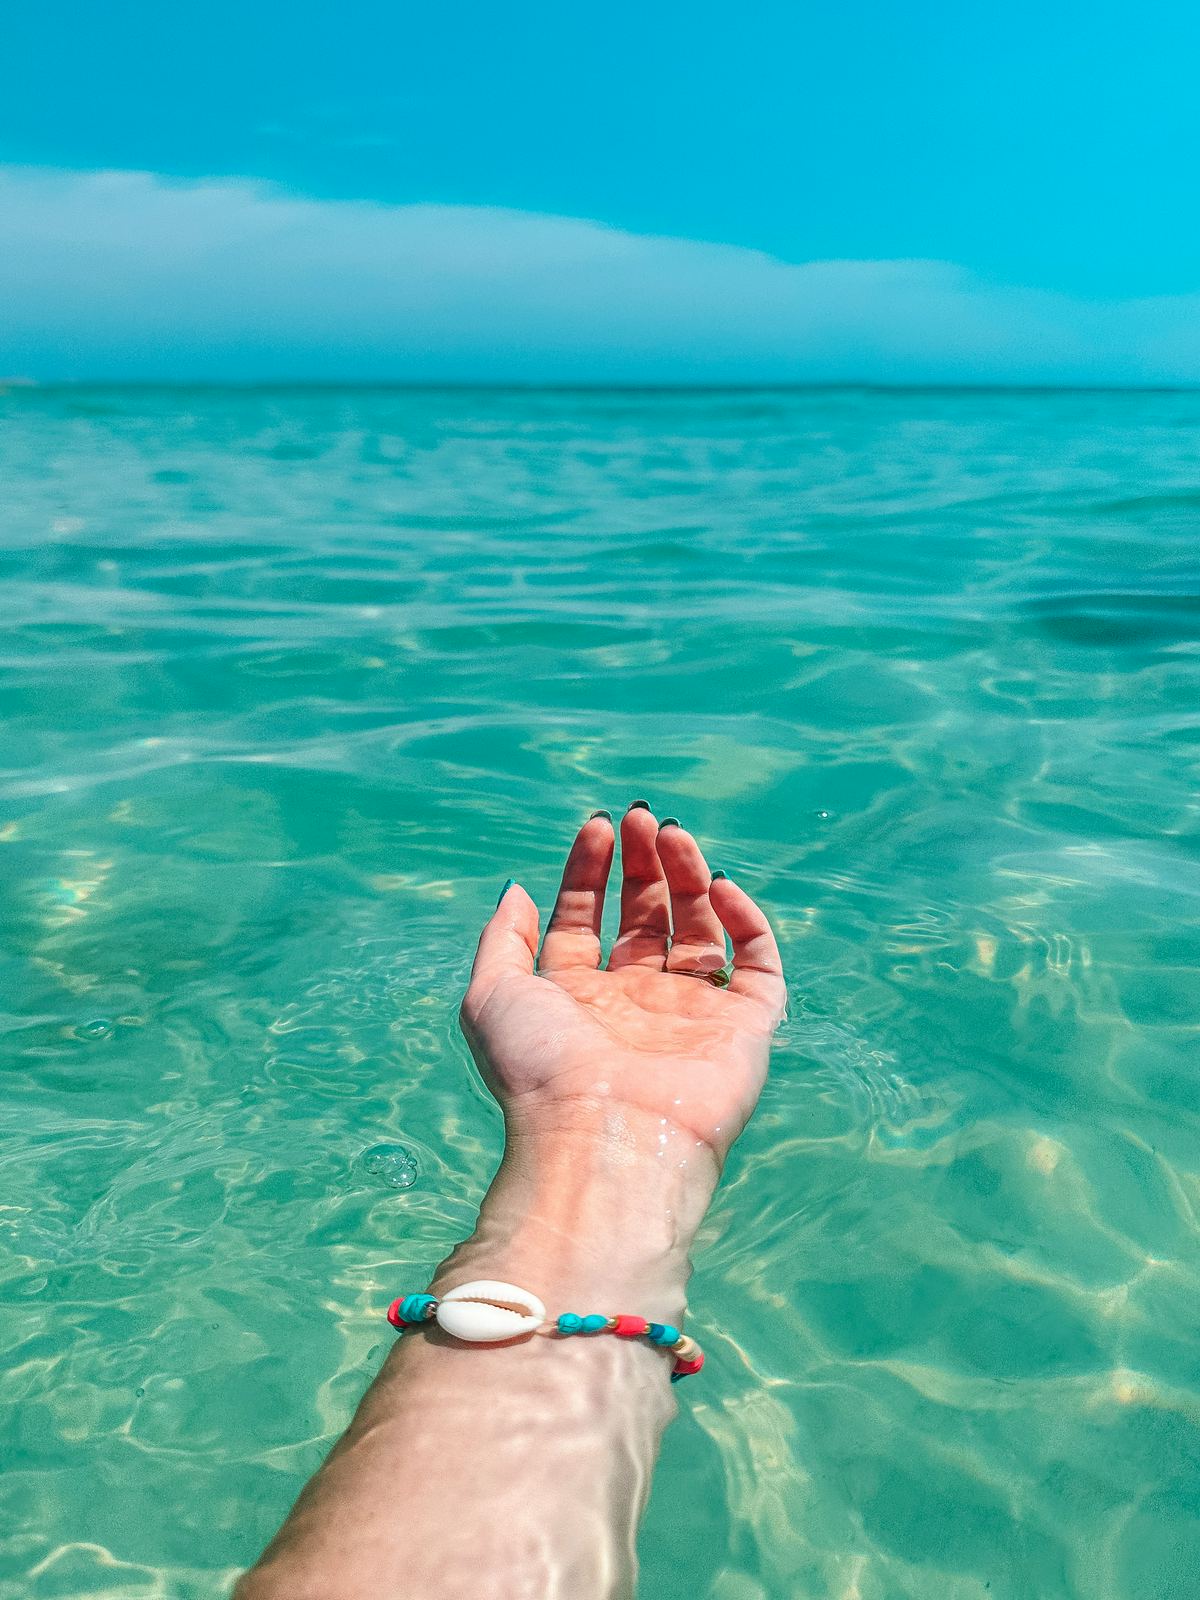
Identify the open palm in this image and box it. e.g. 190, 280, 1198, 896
460, 806, 786, 1163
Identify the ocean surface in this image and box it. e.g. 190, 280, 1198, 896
1, 385, 1198, 1600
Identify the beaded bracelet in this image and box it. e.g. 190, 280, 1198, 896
387, 1279, 704, 1382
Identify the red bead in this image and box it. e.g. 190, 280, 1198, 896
613, 1315, 649, 1338
672, 1352, 705, 1377
386, 1298, 408, 1329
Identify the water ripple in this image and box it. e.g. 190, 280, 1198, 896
3, 386, 1199, 1600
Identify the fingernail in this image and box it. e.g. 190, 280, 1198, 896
659, 817, 681, 830
710, 870, 728, 881
627, 799, 651, 811
496, 878, 515, 906
589, 809, 612, 821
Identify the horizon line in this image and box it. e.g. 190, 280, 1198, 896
4, 379, 1200, 396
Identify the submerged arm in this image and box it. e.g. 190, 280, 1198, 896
237, 807, 784, 1600
239, 1121, 714, 1600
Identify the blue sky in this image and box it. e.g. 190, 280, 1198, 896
2, 0, 1198, 382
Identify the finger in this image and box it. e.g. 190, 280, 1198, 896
656, 821, 728, 975
709, 873, 786, 1021
461, 881, 539, 1026
608, 802, 671, 969
538, 812, 615, 973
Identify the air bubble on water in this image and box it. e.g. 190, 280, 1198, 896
74, 1018, 114, 1041
815, 810, 831, 821
359, 1143, 419, 1190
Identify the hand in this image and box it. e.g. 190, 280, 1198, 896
459, 805, 786, 1169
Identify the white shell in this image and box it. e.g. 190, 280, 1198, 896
435, 1279, 546, 1343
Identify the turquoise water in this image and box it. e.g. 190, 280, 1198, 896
2, 386, 1198, 1599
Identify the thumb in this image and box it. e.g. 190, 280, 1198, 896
462, 881, 539, 1023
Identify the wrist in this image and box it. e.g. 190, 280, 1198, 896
432, 1106, 719, 1321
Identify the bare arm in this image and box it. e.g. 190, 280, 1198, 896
237, 805, 785, 1600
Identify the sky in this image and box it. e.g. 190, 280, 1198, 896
1, 0, 1198, 383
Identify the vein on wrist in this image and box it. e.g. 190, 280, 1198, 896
434, 1107, 719, 1316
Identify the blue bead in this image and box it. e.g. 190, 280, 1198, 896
649, 1322, 680, 1347
557, 1313, 583, 1334
581, 1314, 609, 1333
401, 1293, 436, 1324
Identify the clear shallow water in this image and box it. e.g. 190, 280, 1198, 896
1, 385, 1198, 1600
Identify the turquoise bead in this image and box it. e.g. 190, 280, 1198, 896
648, 1322, 680, 1347
581, 1314, 609, 1333
400, 1293, 436, 1324
557, 1313, 583, 1334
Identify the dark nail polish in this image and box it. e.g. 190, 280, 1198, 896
496, 878, 515, 906
659, 817, 681, 830
627, 799, 651, 811
711, 870, 727, 881
589, 809, 612, 821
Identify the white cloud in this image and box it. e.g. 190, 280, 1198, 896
1, 164, 1198, 382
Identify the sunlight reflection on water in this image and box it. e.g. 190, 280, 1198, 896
2, 386, 1199, 1599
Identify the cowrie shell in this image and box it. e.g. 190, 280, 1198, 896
435, 1280, 546, 1343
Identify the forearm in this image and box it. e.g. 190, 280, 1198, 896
238, 1110, 719, 1600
